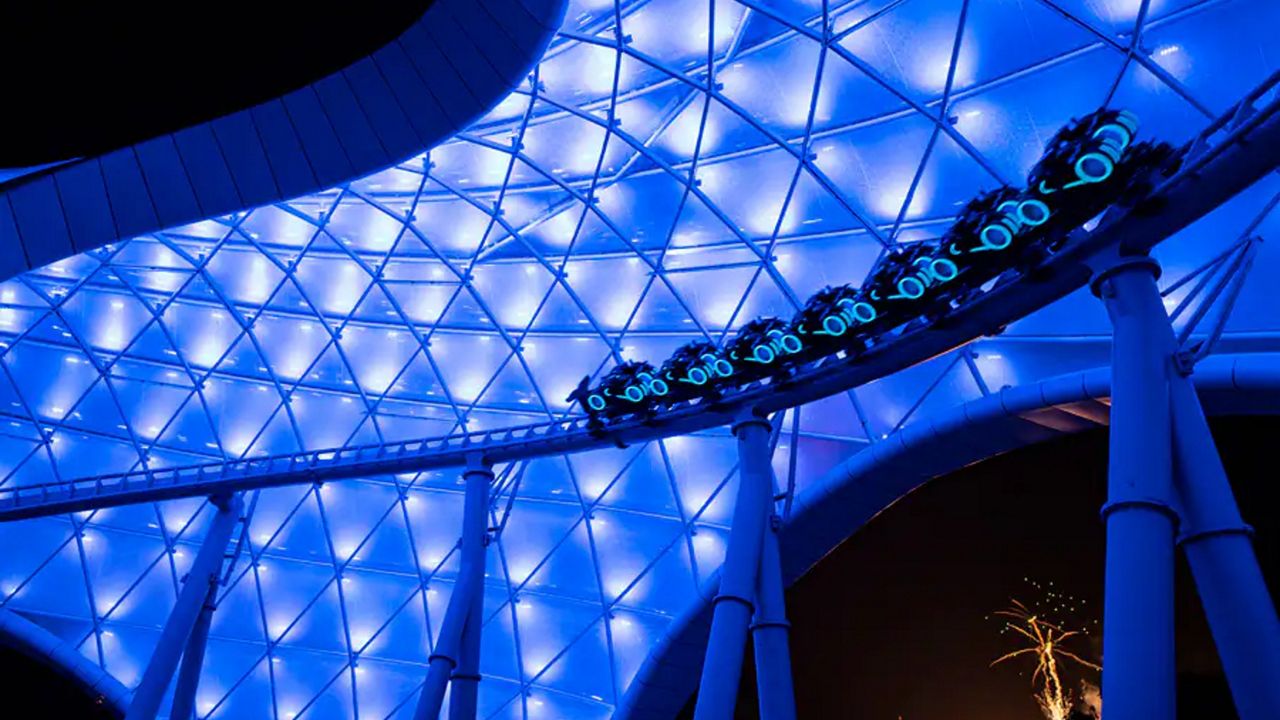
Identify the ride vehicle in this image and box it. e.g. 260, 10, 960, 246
860, 240, 959, 331
657, 340, 736, 406
568, 105, 1176, 431
567, 360, 668, 426
791, 284, 880, 358
929, 186, 1054, 305
1026, 109, 1181, 241
725, 317, 805, 382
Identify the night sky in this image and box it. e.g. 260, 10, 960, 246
0, 644, 116, 718
682, 415, 1278, 719
0, 3, 432, 167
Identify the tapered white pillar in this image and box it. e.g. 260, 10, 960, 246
415, 455, 492, 720
693, 411, 773, 720
1170, 357, 1280, 719
126, 494, 242, 720
752, 518, 796, 720
1093, 257, 1177, 720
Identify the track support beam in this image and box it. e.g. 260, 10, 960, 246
415, 454, 492, 720
1093, 256, 1179, 720
168, 584, 217, 720
125, 494, 242, 720
752, 515, 797, 720
694, 410, 775, 720
1094, 252, 1280, 719
1171, 375, 1280, 718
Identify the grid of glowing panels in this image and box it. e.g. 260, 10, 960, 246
0, 0, 1278, 718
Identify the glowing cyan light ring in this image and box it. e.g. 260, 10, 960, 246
1072, 152, 1114, 185
684, 367, 709, 385
977, 223, 1014, 252
752, 345, 777, 364
1093, 122, 1133, 154
839, 298, 877, 323
822, 315, 849, 336
703, 354, 734, 377
588, 394, 607, 411
643, 374, 670, 397
1112, 110, 1140, 135
927, 257, 959, 282
894, 275, 926, 300
772, 331, 803, 355
1094, 125, 1132, 149
1017, 199, 1051, 226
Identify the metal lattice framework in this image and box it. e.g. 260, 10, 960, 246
0, 1, 1278, 719
2, 76, 1279, 521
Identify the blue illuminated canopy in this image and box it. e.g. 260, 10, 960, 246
0, 1, 1277, 719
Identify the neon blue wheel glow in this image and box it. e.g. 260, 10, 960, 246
1093, 123, 1132, 151
850, 301, 876, 323
977, 224, 1013, 252
1017, 199, 1051, 226
930, 258, 959, 282
897, 276, 925, 299
1075, 152, 1113, 184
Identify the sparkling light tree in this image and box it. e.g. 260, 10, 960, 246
990, 580, 1102, 720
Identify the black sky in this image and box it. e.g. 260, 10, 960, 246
0, 3, 432, 167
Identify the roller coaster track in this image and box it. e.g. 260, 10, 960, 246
2, 74, 1278, 522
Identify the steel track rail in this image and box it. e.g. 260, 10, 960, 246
2, 75, 1277, 522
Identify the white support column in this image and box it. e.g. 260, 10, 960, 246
693, 410, 774, 720
1093, 256, 1178, 720
415, 454, 492, 720
751, 516, 796, 720
126, 494, 242, 720
168, 583, 217, 720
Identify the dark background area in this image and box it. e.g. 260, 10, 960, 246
680, 415, 1278, 719
0, 644, 115, 718
0, 3, 433, 168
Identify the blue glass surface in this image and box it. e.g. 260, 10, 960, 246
0, 1, 1278, 718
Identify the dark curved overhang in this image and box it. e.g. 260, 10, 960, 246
616, 351, 1280, 719
0, 0, 566, 281
0, 608, 131, 716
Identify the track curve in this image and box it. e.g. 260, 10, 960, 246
0, 76, 1276, 522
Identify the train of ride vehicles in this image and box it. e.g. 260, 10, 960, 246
567, 108, 1184, 430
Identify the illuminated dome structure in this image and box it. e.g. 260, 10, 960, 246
0, 1, 1278, 719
